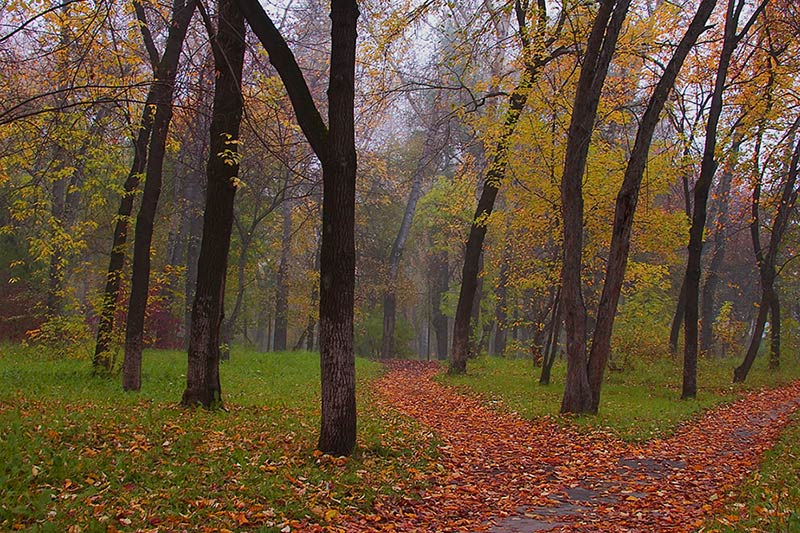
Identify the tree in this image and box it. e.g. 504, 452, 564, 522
680, 0, 765, 399
380, 105, 443, 359
559, 0, 717, 413
734, 122, 800, 381
94, 0, 197, 373
181, 0, 246, 407
450, 0, 568, 374
236, 0, 359, 455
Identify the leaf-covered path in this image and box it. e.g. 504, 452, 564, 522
338, 361, 800, 532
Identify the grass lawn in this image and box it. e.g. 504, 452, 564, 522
702, 413, 800, 532
0, 345, 435, 532
439, 354, 800, 442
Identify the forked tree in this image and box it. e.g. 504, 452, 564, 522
236, 0, 360, 456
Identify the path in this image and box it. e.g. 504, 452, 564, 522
340, 361, 800, 532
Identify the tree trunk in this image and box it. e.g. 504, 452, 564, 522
769, 292, 780, 370
237, 0, 359, 456
734, 126, 799, 382
181, 0, 245, 407
93, 115, 152, 371
560, 0, 631, 414
380, 123, 436, 359
683, 0, 751, 399
492, 242, 511, 356
273, 198, 292, 351
700, 137, 739, 353
540, 287, 561, 385
429, 249, 449, 360
117, 0, 197, 387
584, 0, 717, 411
316, 0, 359, 456
450, 81, 532, 374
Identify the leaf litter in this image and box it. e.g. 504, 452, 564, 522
310, 361, 800, 533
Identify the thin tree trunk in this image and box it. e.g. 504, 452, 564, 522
734, 127, 799, 382
684, 0, 762, 398
700, 137, 739, 353
273, 198, 292, 351
429, 249, 449, 360
181, 0, 245, 407
769, 292, 780, 369
449, 0, 569, 372
540, 287, 561, 385
380, 124, 437, 359
451, 84, 530, 373
95, 0, 195, 374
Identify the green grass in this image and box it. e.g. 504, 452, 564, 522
703, 414, 800, 532
0, 345, 437, 532
439, 354, 800, 442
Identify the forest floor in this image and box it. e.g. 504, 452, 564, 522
332, 360, 800, 533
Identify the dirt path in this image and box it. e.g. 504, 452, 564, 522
340, 361, 800, 532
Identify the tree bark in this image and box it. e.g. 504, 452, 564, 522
181, 0, 245, 407
584, 0, 717, 411
316, 0, 359, 455
450, 86, 528, 373
559, 0, 631, 414
96, 0, 195, 378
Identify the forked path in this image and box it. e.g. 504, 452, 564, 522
342, 361, 800, 532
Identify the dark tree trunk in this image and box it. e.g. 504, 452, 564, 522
682, 0, 751, 399
429, 249, 449, 360
559, 0, 631, 414
669, 278, 687, 355
112, 0, 196, 385
380, 124, 436, 359
237, 0, 358, 456
584, 0, 717, 412
93, 115, 152, 371
273, 198, 292, 351
95, 6, 186, 351
669, 168, 694, 355
181, 0, 245, 407
316, 0, 359, 456
450, 84, 531, 374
